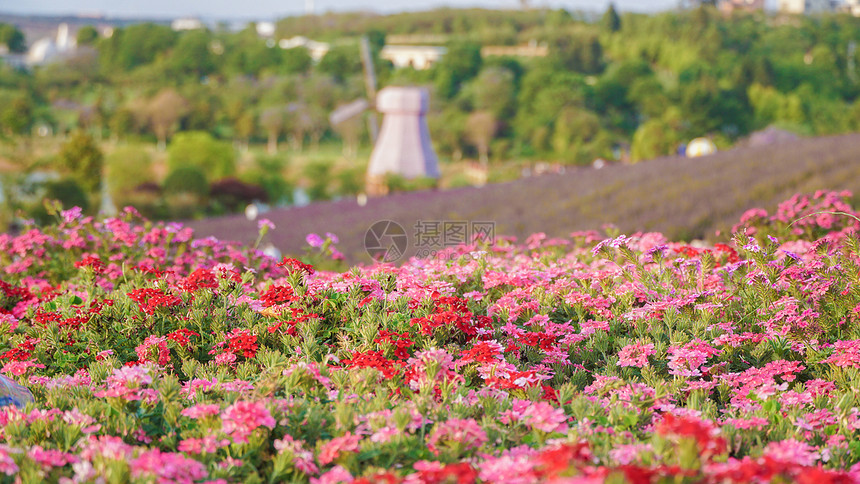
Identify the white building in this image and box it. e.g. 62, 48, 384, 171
171, 18, 204, 31
278, 36, 329, 62
256, 22, 275, 37
843, 0, 860, 15
778, 0, 837, 13
380, 45, 447, 70
26, 23, 76, 66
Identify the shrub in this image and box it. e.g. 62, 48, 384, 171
167, 131, 236, 181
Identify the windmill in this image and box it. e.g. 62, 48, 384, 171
328, 37, 440, 196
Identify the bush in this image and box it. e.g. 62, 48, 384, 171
167, 131, 236, 181
163, 165, 209, 197
209, 177, 267, 213
58, 131, 103, 193
105, 145, 155, 205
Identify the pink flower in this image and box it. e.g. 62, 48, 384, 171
311, 465, 353, 484
181, 403, 221, 419
667, 340, 721, 377
823, 339, 860, 368
520, 401, 569, 434
221, 400, 276, 443
274, 436, 318, 474
318, 433, 362, 465
617, 342, 656, 368
609, 443, 652, 465
1, 359, 45, 376
427, 418, 487, 456
0, 446, 18, 475
178, 436, 231, 454
78, 436, 134, 461
28, 445, 78, 469
130, 449, 208, 483
135, 335, 170, 366
763, 439, 820, 466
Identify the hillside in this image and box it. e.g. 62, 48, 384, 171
188, 133, 860, 263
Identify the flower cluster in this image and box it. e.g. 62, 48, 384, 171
0, 193, 859, 482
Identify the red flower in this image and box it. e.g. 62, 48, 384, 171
277, 257, 314, 275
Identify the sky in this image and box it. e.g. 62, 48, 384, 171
0, 0, 683, 21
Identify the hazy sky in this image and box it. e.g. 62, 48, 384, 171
0, 0, 682, 21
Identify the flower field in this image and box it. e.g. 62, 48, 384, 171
3, 192, 860, 483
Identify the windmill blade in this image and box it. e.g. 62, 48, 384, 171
329, 99, 370, 126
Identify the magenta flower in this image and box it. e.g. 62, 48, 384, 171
306, 233, 325, 248
221, 400, 276, 443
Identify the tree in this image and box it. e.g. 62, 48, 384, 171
631, 116, 680, 162
76, 26, 99, 45
100, 23, 176, 71
601, 4, 621, 33
281, 47, 313, 74
167, 131, 236, 181
58, 131, 104, 194
548, 30, 603, 74
170, 30, 216, 78
146, 89, 190, 150
1, 97, 32, 135
466, 110, 497, 167
317, 45, 362, 83
465, 67, 517, 119
435, 42, 482, 99
259, 107, 285, 154
0, 24, 25, 53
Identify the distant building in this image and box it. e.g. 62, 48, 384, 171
842, 0, 860, 15
482, 40, 548, 58
719, 0, 765, 14
380, 45, 446, 70
26, 23, 76, 66
278, 36, 329, 62
171, 18, 204, 31
778, 0, 837, 14
256, 22, 275, 37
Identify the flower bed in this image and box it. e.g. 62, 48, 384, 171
2, 192, 860, 483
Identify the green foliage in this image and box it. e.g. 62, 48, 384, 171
58, 131, 103, 194
1, 96, 33, 135
75, 26, 99, 45
242, 155, 293, 206
631, 117, 680, 162
105, 145, 155, 204
167, 131, 236, 181
434, 41, 482, 99
317, 44, 362, 83
0, 23, 25, 53
99, 23, 177, 71
163, 165, 209, 197
601, 4, 621, 33
30, 178, 90, 224
169, 30, 216, 78
303, 161, 332, 201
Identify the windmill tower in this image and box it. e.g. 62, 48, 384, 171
366, 87, 440, 196
305, 0, 315, 15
